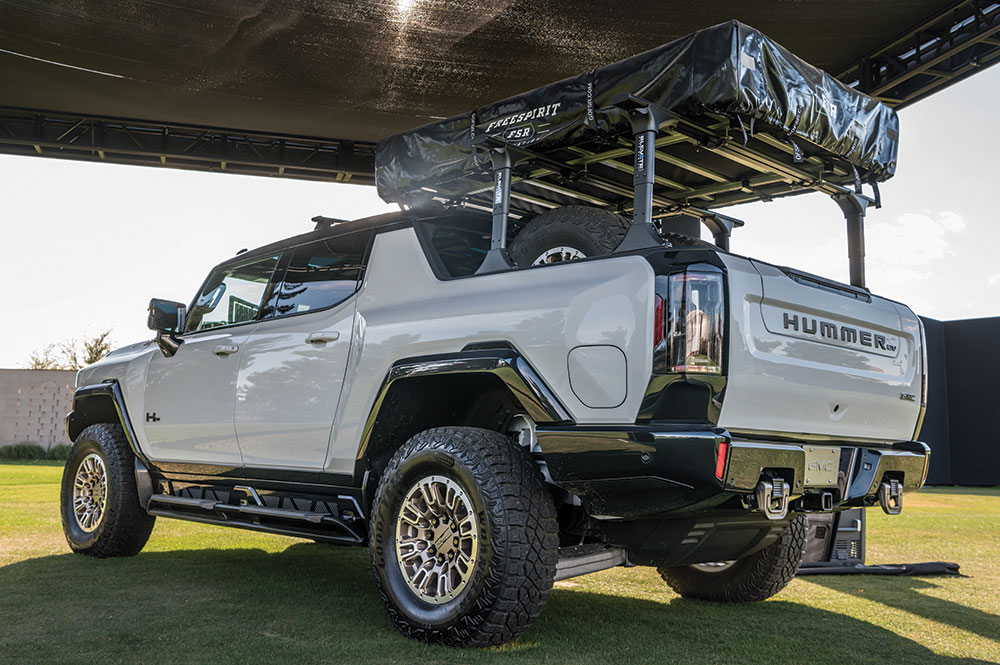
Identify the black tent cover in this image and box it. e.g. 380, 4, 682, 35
376, 21, 899, 206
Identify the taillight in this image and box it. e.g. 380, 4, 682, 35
665, 270, 724, 374
715, 440, 728, 480
653, 294, 665, 347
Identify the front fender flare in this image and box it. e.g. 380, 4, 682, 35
66, 380, 150, 466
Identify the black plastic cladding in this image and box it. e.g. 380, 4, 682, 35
355, 348, 572, 461
67, 381, 151, 466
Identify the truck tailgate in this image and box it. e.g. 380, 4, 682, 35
718, 255, 923, 443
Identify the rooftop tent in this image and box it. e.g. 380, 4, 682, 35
375, 21, 899, 217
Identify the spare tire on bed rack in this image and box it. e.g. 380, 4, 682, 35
508, 206, 630, 266
508, 205, 717, 266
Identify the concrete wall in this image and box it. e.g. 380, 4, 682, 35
0, 369, 76, 447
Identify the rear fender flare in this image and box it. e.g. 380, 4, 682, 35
355, 347, 571, 503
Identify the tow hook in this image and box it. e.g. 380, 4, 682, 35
878, 478, 902, 515
755, 478, 789, 520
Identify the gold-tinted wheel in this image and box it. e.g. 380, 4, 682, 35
531, 245, 586, 265
370, 427, 559, 647
72, 453, 108, 533
395, 475, 480, 604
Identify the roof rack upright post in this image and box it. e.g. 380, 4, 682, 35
696, 209, 743, 252
832, 190, 872, 289
475, 145, 516, 274
613, 96, 679, 252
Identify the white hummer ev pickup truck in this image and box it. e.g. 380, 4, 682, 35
61, 22, 929, 647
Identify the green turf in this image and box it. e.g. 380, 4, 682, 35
1, 460, 997, 664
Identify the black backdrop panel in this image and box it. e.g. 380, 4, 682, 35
943, 317, 1000, 485
918, 316, 1000, 486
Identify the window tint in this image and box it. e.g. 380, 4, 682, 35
421, 215, 492, 277
186, 255, 279, 332
267, 232, 369, 318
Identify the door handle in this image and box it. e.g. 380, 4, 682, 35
306, 331, 340, 344
212, 344, 239, 356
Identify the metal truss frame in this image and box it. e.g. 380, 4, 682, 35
837, 0, 1000, 107
0, 107, 376, 184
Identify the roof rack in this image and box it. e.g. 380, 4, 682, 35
311, 215, 351, 231
376, 22, 891, 286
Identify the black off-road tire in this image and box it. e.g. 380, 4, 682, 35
369, 427, 558, 647
657, 515, 807, 602
60, 423, 156, 557
508, 205, 630, 266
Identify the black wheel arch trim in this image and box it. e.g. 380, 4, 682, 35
66, 380, 151, 466
356, 347, 573, 464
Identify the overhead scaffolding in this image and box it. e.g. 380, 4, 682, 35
838, 0, 1000, 108
0, 108, 376, 184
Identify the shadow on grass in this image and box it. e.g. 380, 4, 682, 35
800, 575, 1000, 643
0, 543, 992, 664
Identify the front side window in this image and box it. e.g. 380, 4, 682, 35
267, 232, 369, 318
186, 255, 279, 332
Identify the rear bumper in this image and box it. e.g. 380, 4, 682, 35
535, 425, 930, 519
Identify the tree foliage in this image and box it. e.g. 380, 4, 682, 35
26, 330, 114, 370
26, 344, 66, 370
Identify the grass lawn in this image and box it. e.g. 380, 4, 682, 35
1, 460, 998, 664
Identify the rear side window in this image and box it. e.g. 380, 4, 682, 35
186, 255, 279, 332
419, 215, 492, 277
267, 231, 370, 318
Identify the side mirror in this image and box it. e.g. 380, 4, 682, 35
148, 298, 186, 333
148, 299, 186, 358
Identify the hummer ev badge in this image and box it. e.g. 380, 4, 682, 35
777, 310, 898, 355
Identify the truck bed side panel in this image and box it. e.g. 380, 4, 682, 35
327, 228, 655, 474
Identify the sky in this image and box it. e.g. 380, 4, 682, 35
1, 66, 998, 368
733, 66, 1000, 319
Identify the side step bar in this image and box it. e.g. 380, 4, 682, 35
224, 503, 328, 524
148, 494, 220, 511
147, 493, 365, 544
555, 544, 629, 581
147, 507, 363, 545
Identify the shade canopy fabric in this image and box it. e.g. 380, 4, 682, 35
0, 0, 958, 143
